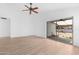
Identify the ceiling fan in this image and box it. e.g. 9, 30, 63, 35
23, 3, 38, 14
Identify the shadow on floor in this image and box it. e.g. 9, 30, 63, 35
48, 36, 72, 45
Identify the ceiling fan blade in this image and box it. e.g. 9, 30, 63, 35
25, 5, 29, 8
32, 10, 38, 14
32, 7, 38, 10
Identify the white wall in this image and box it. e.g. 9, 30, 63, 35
0, 4, 10, 37
0, 3, 35, 37
73, 16, 79, 47
5, 4, 35, 37
0, 18, 10, 37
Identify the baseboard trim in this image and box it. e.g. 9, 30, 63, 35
11, 35, 45, 39
0, 37, 10, 39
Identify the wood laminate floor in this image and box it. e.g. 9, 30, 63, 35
0, 36, 79, 55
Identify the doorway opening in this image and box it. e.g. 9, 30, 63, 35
47, 17, 73, 45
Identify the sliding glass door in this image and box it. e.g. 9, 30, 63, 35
47, 17, 73, 44
56, 19, 72, 40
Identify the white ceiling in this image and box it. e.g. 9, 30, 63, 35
5, 3, 79, 11
37, 3, 79, 10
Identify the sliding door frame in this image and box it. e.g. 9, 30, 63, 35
46, 16, 74, 45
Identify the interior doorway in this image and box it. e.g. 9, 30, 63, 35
47, 17, 73, 45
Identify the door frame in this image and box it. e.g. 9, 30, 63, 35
46, 16, 74, 45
